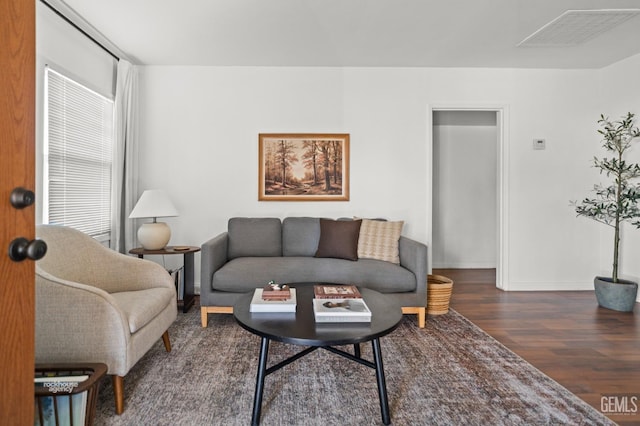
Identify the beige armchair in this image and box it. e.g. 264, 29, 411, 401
35, 225, 177, 414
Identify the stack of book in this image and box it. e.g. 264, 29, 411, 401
249, 282, 296, 312
261, 282, 291, 301
313, 284, 371, 323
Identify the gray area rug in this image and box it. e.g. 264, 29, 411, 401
94, 309, 614, 425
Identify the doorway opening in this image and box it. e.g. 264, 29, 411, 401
429, 106, 509, 289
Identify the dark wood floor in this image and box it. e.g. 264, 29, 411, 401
435, 268, 640, 425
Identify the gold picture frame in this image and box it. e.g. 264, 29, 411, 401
258, 133, 350, 201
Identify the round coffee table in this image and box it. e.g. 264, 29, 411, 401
234, 284, 402, 426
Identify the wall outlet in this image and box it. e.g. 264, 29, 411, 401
533, 138, 546, 150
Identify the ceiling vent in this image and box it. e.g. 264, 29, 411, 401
517, 9, 640, 47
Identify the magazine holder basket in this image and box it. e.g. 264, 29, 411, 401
34, 363, 107, 426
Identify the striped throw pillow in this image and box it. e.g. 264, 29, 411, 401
357, 219, 404, 264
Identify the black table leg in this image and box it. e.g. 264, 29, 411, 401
181, 252, 195, 313
252, 337, 270, 426
372, 338, 391, 425
354, 343, 361, 358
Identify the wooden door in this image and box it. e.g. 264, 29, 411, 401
0, 0, 36, 423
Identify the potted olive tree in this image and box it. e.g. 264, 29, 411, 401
572, 112, 640, 311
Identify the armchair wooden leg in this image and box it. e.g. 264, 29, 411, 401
112, 375, 125, 415
161, 330, 172, 352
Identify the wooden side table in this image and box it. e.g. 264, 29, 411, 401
129, 246, 200, 313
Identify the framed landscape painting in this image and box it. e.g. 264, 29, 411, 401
258, 133, 350, 201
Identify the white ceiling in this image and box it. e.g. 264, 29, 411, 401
59, 0, 640, 68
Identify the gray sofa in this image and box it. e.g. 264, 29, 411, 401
200, 217, 429, 327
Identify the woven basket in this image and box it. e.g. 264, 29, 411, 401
427, 274, 454, 315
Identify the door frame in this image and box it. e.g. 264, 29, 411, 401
427, 104, 510, 290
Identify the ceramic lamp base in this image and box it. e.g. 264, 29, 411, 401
137, 222, 171, 250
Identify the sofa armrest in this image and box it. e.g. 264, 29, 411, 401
200, 232, 229, 298
398, 236, 428, 294
35, 268, 131, 375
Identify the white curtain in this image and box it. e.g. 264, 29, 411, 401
110, 59, 139, 253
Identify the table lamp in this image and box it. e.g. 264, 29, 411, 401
129, 189, 179, 250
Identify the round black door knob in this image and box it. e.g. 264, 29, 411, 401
8, 237, 47, 262
10, 187, 35, 209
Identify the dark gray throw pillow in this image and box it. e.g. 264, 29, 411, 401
314, 218, 362, 261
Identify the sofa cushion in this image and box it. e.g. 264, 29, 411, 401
212, 257, 416, 293
228, 217, 282, 259
314, 218, 362, 261
282, 217, 320, 256
357, 219, 404, 264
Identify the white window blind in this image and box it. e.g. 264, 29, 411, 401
44, 67, 114, 240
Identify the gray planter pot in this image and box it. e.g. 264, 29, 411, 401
594, 277, 638, 312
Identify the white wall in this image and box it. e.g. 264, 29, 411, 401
32, 5, 640, 299
138, 65, 606, 291
599, 53, 640, 300
432, 111, 497, 269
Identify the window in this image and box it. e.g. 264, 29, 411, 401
44, 67, 115, 240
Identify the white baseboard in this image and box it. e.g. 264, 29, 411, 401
432, 262, 497, 269
505, 281, 594, 291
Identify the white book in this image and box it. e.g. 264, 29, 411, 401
250, 288, 297, 313
313, 298, 372, 323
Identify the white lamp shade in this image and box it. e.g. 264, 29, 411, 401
129, 190, 178, 219
130, 190, 178, 250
